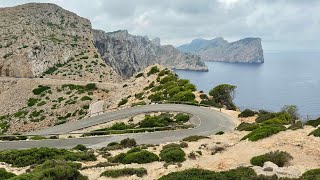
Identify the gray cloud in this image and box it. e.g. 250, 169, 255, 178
1, 0, 320, 51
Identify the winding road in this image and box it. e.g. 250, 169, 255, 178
0, 104, 235, 150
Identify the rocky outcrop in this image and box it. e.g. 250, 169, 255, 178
178, 37, 264, 63
0, 3, 99, 77
93, 30, 208, 78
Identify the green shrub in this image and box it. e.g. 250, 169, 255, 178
159, 167, 257, 180
73, 144, 88, 151
131, 101, 146, 107
120, 138, 137, 148
162, 143, 182, 150
200, 99, 222, 108
241, 124, 286, 141
288, 121, 304, 130
182, 135, 209, 142
175, 113, 190, 122
301, 168, 320, 180
101, 168, 147, 178
32, 85, 51, 95
261, 118, 288, 125
135, 73, 144, 78
255, 112, 276, 123
134, 92, 144, 99
305, 117, 320, 127
215, 131, 224, 135
0, 168, 16, 179
250, 151, 293, 167
139, 115, 172, 128
118, 98, 128, 106
37, 101, 46, 106
0, 147, 96, 167
309, 127, 320, 137
80, 96, 92, 101
147, 66, 159, 76
238, 109, 257, 118
27, 98, 39, 107
160, 147, 186, 163
84, 83, 97, 91
199, 94, 208, 100
109, 149, 158, 164
236, 122, 260, 131
30, 136, 47, 140
170, 91, 195, 102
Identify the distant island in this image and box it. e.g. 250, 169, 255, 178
178, 37, 264, 63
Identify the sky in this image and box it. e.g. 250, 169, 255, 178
1, 0, 320, 52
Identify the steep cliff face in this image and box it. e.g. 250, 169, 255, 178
178, 37, 264, 63
0, 3, 98, 77
93, 30, 207, 78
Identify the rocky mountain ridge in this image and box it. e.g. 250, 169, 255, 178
0, 3, 207, 79
178, 37, 264, 63
93, 29, 207, 78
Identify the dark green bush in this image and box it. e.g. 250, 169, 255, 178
238, 109, 257, 118
27, 98, 39, 107
134, 92, 144, 99
159, 167, 258, 180
147, 66, 159, 76
175, 113, 190, 122
236, 122, 260, 131
84, 83, 97, 91
250, 151, 293, 167
160, 147, 186, 163
255, 112, 276, 123
0, 147, 96, 167
0, 168, 16, 179
109, 149, 159, 164
135, 73, 144, 78
162, 143, 182, 150
305, 117, 320, 127
73, 144, 88, 151
182, 135, 209, 142
199, 94, 208, 100
309, 127, 320, 137
101, 168, 147, 178
215, 131, 224, 135
241, 124, 286, 141
80, 96, 92, 101
170, 91, 195, 102
30, 136, 47, 140
120, 138, 137, 148
32, 85, 51, 95
300, 168, 320, 180
118, 98, 128, 106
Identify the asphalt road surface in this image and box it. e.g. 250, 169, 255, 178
0, 104, 235, 150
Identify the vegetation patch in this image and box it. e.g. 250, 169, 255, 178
309, 127, 320, 137
108, 148, 159, 164
209, 84, 237, 110
305, 117, 320, 127
0, 168, 16, 179
0, 147, 96, 167
147, 66, 160, 76
101, 168, 147, 178
250, 151, 293, 167
241, 124, 286, 141
300, 168, 320, 180
32, 85, 51, 95
238, 109, 257, 118
118, 98, 128, 106
182, 135, 209, 142
160, 146, 186, 163
236, 122, 260, 131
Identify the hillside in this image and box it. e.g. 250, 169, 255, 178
178, 37, 264, 63
93, 30, 208, 78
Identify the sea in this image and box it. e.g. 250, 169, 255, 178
175, 52, 320, 119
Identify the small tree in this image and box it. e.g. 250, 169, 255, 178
281, 105, 299, 120
209, 84, 237, 110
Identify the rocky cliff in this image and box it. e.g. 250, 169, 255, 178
93, 30, 208, 78
178, 37, 264, 63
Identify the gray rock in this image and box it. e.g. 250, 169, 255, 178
178, 37, 264, 63
93, 29, 208, 78
263, 161, 278, 172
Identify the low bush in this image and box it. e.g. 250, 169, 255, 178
10, 160, 87, 180
118, 98, 128, 106
131, 101, 146, 107
0, 147, 96, 167
162, 143, 181, 150
160, 147, 186, 163
81, 162, 118, 170
175, 113, 190, 122
159, 167, 258, 180
108, 148, 159, 164
73, 144, 88, 151
147, 66, 159, 76
250, 151, 293, 167
135, 73, 144, 78
309, 127, 320, 137
305, 117, 320, 127
0, 168, 16, 179
288, 121, 304, 130
300, 168, 320, 180
32, 85, 51, 95
182, 135, 209, 142
80, 96, 92, 101
241, 124, 286, 141
30, 136, 47, 140
255, 112, 276, 123
120, 138, 137, 148
215, 131, 224, 135
238, 109, 257, 118
236, 122, 260, 131
27, 98, 39, 107
101, 168, 147, 178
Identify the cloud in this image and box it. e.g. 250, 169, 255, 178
1, 0, 320, 51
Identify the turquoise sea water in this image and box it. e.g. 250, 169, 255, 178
175, 52, 320, 119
